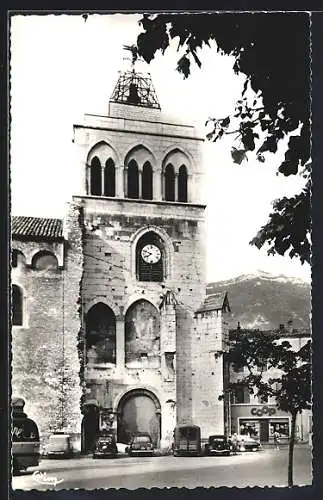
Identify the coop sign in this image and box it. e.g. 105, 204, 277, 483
250, 406, 276, 417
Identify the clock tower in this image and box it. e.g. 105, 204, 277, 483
69, 58, 207, 452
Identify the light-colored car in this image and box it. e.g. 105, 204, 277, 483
45, 432, 73, 458
235, 434, 261, 451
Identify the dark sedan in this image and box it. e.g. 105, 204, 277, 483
93, 432, 118, 458
205, 435, 232, 456
127, 433, 154, 457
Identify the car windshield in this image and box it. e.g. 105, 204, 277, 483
49, 436, 68, 444
134, 436, 151, 443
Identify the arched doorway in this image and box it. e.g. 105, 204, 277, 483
117, 389, 161, 447
81, 402, 100, 454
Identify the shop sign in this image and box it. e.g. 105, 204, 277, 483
251, 405, 276, 417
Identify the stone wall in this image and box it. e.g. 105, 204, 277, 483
11, 205, 83, 436
190, 310, 228, 439
78, 195, 205, 446
12, 240, 65, 435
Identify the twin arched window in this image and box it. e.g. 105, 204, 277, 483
127, 160, 153, 200
84, 299, 161, 368
90, 157, 116, 197
164, 164, 188, 202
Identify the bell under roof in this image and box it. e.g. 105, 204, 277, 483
110, 69, 161, 110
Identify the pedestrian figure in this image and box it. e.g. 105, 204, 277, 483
231, 433, 238, 454
273, 431, 280, 450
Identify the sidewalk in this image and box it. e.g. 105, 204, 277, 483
260, 442, 310, 449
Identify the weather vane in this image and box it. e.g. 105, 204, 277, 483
122, 44, 141, 69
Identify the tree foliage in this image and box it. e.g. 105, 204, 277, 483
227, 331, 311, 414
137, 13, 311, 263
224, 330, 311, 486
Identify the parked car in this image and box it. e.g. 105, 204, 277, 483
45, 432, 73, 458
93, 431, 118, 459
127, 433, 154, 457
205, 435, 232, 456
236, 434, 261, 452
173, 424, 201, 457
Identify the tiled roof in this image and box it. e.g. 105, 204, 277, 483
12, 216, 64, 241
196, 291, 230, 314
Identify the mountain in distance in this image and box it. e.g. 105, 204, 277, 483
206, 270, 311, 330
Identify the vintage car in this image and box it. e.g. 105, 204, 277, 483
236, 434, 261, 452
127, 433, 154, 457
205, 435, 232, 456
93, 431, 118, 459
173, 424, 201, 457
45, 432, 74, 458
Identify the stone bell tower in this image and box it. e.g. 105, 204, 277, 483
67, 49, 207, 450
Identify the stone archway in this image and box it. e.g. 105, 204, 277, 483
117, 389, 161, 447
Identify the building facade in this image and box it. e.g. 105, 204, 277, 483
228, 323, 312, 444
11, 67, 230, 451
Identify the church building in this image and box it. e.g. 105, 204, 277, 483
11, 62, 231, 452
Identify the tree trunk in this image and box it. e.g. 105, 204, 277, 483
288, 411, 297, 487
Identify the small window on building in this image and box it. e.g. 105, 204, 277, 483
164, 164, 175, 201
233, 364, 245, 373
178, 164, 188, 202
90, 157, 102, 196
165, 352, 175, 380
127, 159, 139, 199
12, 284, 23, 326
12, 250, 18, 268
104, 158, 115, 197
12, 250, 26, 268
142, 161, 153, 200
231, 386, 250, 404
32, 251, 58, 271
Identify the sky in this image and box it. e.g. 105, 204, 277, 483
10, 13, 311, 283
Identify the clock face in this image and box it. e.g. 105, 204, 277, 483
141, 244, 161, 264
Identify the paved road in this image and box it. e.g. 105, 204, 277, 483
12, 446, 312, 490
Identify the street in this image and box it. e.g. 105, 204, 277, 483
12, 445, 312, 490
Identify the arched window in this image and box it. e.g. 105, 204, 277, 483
142, 161, 153, 200
32, 251, 58, 271
12, 284, 23, 326
127, 159, 139, 199
164, 164, 175, 201
136, 231, 164, 282
90, 157, 102, 196
12, 250, 26, 268
104, 158, 115, 197
178, 164, 188, 202
125, 300, 160, 367
85, 303, 116, 364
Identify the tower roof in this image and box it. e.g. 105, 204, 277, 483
110, 69, 161, 110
